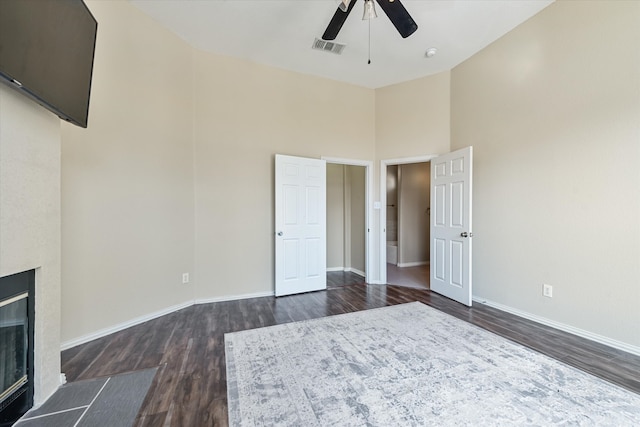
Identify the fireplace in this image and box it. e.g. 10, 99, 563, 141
0, 271, 34, 426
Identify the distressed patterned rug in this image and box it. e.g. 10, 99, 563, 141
225, 302, 640, 426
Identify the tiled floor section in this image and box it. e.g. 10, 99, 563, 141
16, 368, 156, 427
325, 266, 429, 289
387, 263, 429, 289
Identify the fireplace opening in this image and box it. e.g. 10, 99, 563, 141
0, 270, 34, 427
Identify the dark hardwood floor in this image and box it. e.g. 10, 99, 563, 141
61, 273, 640, 426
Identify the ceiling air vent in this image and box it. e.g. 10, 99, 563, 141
312, 38, 346, 55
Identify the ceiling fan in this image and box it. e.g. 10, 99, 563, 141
322, 0, 418, 41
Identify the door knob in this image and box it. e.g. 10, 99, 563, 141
277, 231, 283, 236
460, 232, 473, 238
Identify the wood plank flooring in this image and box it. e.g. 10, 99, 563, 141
61, 273, 640, 426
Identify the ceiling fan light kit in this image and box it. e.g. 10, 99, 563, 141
362, 0, 378, 20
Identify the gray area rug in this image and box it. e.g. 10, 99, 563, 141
225, 302, 640, 426
16, 367, 156, 427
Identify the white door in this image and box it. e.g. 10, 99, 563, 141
430, 147, 473, 306
275, 154, 327, 297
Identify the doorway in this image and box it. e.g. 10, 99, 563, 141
323, 157, 373, 284
380, 156, 436, 288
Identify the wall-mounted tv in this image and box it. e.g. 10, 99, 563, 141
0, 0, 97, 128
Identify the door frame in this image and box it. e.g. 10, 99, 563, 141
379, 155, 437, 285
322, 157, 373, 284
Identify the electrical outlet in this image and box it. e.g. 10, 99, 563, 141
182, 273, 189, 284
543, 284, 553, 298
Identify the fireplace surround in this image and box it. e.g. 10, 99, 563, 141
0, 270, 35, 426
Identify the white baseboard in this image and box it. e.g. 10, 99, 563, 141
71, 288, 631, 359
397, 261, 429, 268
344, 268, 365, 277
60, 300, 195, 351
327, 267, 366, 278
473, 295, 640, 357
61, 291, 274, 351
195, 290, 274, 304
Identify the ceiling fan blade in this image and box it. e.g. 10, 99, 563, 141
322, 0, 358, 41
375, 0, 418, 38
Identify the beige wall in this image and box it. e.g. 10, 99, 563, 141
0, 84, 62, 404
59, 0, 375, 344
451, 1, 640, 347
375, 72, 450, 161
398, 163, 430, 265
327, 164, 345, 269
326, 164, 366, 273
61, 0, 195, 343
192, 50, 374, 299
349, 165, 366, 273
386, 165, 398, 243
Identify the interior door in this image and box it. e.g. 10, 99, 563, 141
430, 147, 473, 306
275, 154, 327, 297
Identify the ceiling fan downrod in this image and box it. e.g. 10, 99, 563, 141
368, 15, 372, 64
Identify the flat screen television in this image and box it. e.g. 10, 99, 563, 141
0, 0, 97, 128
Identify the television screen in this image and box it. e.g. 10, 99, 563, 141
0, 0, 97, 128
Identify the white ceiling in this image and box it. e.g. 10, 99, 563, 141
129, 0, 554, 89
